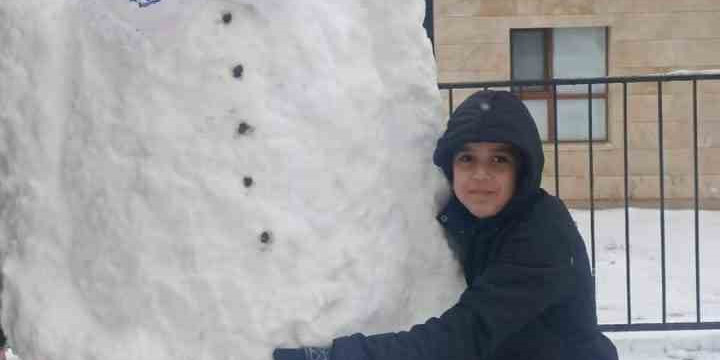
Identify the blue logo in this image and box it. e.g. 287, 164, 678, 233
130, 0, 163, 7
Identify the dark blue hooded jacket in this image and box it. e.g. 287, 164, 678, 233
330, 90, 618, 360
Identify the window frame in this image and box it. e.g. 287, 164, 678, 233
510, 27, 609, 143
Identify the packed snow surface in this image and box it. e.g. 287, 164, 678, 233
4, 1, 720, 360
0, 1, 464, 359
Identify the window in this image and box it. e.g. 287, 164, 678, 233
510, 27, 608, 142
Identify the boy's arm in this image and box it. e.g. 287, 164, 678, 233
275, 230, 577, 360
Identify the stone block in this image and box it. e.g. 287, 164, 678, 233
627, 149, 697, 177
630, 175, 694, 199
699, 93, 720, 122
698, 81, 720, 94
593, 149, 626, 176
627, 121, 693, 150
438, 0, 514, 17
557, 151, 590, 177
436, 17, 509, 45
700, 176, 720, 199
630, 0, 688, 13
628, 149, 659, 175
627, 94, 692, 122
611, 14, 673, 41
541, 0, 595, 15
684, 0, 720, 11
594, 176, 625, 200
630, 176, 659, 199
621, 78, 675, 96
698, 121, 720, 148
675, 40, 720, 67
437, 45, 467, 71
614, 40, 677, 68
670, 12, 720, 40
515, 0, 543, 15
558, 176, 592, 200
605, 0, 634, 13
664, 149, 694, 175
437, 70, 507, 84
437, 44, 508, 73
700, 148, 720, 174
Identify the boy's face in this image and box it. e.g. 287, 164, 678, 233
452, 142, 517, 219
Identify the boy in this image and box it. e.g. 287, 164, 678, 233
274, 90, 618, 360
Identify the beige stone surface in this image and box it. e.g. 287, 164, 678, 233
614, 40, 677, 68
605, 0, 634, 13
699, 148, 720, 175
699, 93, 720, 122
436, 17, 509, 45
438, 71, 508, 84
627, 94, 694, 122
540, 0, 595, 15
675, 40, 720, 67
629, 175, 693, 199
593, 149, 625, 176
594, 176, 626, 199
700, 176, 720, 199
515, 0, 543, 15
620, 77, 685, 95
611, 14, 673, 41
555, 151, 590, 176
628, 0, 693, 13
437, 44, 509, 73
684, 0, 720, 11
698, 81, 720, 94
670, 12, 720, 40
434, 0, 720, 202
557, 176, 592, 199
627, 121, 692, 150
438, 0, 515, 17
698, 121, 720, 148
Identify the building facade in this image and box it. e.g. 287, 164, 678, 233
433, 0, 720, 207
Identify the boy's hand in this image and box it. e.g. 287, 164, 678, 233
273, 347, 331, 360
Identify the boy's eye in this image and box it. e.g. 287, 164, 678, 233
456, 153, 473, 163
492, 155, 510, 164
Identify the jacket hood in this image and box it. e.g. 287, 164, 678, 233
433, 90, 545, 222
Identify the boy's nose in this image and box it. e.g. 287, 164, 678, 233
471, 165, 492, 180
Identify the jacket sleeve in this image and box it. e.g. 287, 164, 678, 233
330, 220, 577, 360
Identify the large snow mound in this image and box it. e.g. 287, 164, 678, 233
0, 1, 463, 359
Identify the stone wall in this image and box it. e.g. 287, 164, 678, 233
435, 0, 720, 206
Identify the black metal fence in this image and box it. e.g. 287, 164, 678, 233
439, 73, 720, 332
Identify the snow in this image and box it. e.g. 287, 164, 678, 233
662, 69, 720, 76
1, 1, 719, 360
570, 208, 720, 359
0, 1, 462, 359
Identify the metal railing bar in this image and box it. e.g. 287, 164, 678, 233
438, 73, 720, 90
553, 84, 560, 197
448, 88, 454, 118
588, 84, 596, 277
693, 80, 701, 323
600, 322, 720, 332
623, 82, 632, 325
658, 81, 667, 324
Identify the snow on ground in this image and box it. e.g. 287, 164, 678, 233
572, 207, 720, 360
572, 208, 720, 325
